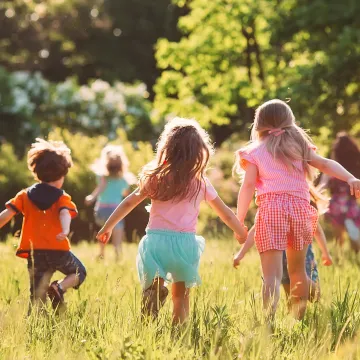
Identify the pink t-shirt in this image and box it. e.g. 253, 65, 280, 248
147, 178, 218, 233
238, 142, 311, 202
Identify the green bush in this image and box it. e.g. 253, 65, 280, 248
0, 144, 30, 240
0, 129, 154, 243
48, 128, 154, 243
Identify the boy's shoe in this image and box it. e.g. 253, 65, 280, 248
47, 281, 66, 312
344, 219, 360, 244
141, 286, 168, 318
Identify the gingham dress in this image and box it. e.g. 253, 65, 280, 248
238, 142, 318, 253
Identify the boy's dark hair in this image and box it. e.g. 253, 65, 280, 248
27, 138, 73, 182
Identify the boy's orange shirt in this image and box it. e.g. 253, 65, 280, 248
6, 183, 77, 258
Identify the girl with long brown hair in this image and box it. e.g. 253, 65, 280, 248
320, 132, 360, 252
97, 118, 247, 323
234, 99, 360, 322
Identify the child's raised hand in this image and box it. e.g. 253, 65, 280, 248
97, 227, 112, 244
348, 178, 360, 198
322, 253, 333, 266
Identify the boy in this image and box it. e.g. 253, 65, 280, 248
0, 138, 86, 311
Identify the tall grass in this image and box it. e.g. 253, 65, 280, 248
0, 238, 359, 359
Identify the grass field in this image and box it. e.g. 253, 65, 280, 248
0, 237, 360, 360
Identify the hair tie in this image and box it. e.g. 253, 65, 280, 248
268, 128, 285, 137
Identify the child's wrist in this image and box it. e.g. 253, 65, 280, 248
102, 224, 113, 232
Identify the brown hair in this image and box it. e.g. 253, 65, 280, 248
331, 132, 360, 179
106, 154, 123, 177
139, 117, 213, 202
236, 99, 316, 180
91, 145, 129, 178
27, 138, 72, 182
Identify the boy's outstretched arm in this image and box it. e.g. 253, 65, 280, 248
97, 189, 147, 243
0, 209, 16, 229
236, 163, 257, 243
208, 197, 248, 241
57, 209, 72, 241
309, 151, 360, 197
314, 222, 332, 266
233, 226, 255, 268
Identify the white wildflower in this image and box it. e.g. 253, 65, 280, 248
91, 79, 110, 93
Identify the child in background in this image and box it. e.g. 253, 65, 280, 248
234, 187, 333, 303
234, 99, 360, 321
85, 145, 133, 261
0, 139, 86, 312
320, 132, 360, 252
97, 118, 248, 324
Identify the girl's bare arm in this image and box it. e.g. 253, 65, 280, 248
208, 197, 248, 241
313, 222, 332, 266
309, 151, 360, 197
85, 177, 107, 205
236, 163, 258, 242
233, 226, 255, 268
97, 189, 147, 243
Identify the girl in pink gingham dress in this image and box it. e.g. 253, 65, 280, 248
235, 99, 360, 321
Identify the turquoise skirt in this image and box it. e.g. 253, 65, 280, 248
136, 229, 205, 290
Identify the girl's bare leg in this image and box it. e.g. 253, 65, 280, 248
259, 250, 283, 321
172, 282, 190, 324
333, 224, 345, 247
286, 246, 308, 320
112, 227, 124, 261
98, 242, 105, 259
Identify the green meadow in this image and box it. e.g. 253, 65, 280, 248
0, 238, 359, 359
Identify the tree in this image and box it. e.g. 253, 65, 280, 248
0, 0, 183, 93
154, 0, 360, 142
267, 0, 360, 133
154, 0, 279, 143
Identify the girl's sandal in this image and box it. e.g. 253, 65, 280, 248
141, 286, 169, 318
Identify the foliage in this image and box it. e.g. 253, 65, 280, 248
0, 67, 155, 152
268, 0, 360, 134
154, 0, 360, 142
0, 240, 360, 358
0, 0, 181, 92
0, 127, 252, 242
0, 144, 32, 240
0, 129, 154, 242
